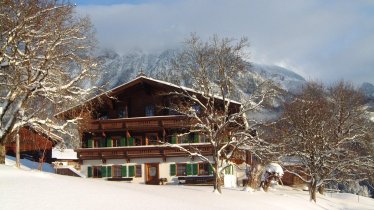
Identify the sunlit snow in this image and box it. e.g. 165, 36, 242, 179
0, 164, 372, 210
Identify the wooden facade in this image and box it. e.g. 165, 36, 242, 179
5, 127, 61, 163
60, 76, 243, 185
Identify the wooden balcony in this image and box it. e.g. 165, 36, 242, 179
84, 115, 189, 132
76, 143, 213, 161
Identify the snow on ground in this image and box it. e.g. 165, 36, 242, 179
5, 155, 54, 173
0, 165, 373, 210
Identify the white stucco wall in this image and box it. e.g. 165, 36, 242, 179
81, 156, 214, 184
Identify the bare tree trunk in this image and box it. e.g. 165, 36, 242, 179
213, 162, 222, 193
309, 178, 317, 202
38, 135, 49, 171
15, 130, 20, 168
318, 184, 325, 195
0, 143, 5, 164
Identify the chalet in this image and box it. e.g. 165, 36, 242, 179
59, 75, 248, 185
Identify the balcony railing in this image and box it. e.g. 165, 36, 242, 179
76, 143, 212, 160
84, 115, 188, 132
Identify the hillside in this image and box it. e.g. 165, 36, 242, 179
95, 49, 306, 94
1, 165, 373, 210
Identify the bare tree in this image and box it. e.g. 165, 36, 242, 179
276, 81, 374, 202
0, 0, 98, 163
163, 34, 276, 193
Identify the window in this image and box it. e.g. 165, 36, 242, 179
118, 106, 128, 118
86, 139, 93, 148
178, 134, 190, 144
192, 104, 201, 114
112, 165, 122, 178
98, 112, 108, 120
175, 163, 210, 176
176, 163, 187, 176
134, 136, 142, 146
94, 139, 101, 148
135, 165, 142, 177
146, 133, 158, 145
178, 133, 198, 144
93, 166, 102, 178
112, 137, 121, 147
199, 134, 208, 143
145, 105, 155, 116
198, 162, 211, 176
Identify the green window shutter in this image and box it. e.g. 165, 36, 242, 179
171, 134, 177, 144
121, 165, 127, 177
186, 164, 192, 176
192, 163, 198, 175
106, 137, 112, 147
99, 138, 105, 148
87, 139, 93, 148
120, 137, 127, 146
101, 166, 107, 177
208, 164, 214, 175
107, 166, 112, 177
129, 165, 135, 177
194, 133, 199, 143
87, 166, 92, 177
128, 137, 134, 146
170, 164, 176, 176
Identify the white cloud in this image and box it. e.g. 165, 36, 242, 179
77, 0, 374, 85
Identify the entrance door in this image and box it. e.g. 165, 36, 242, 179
145, 163, 159, 185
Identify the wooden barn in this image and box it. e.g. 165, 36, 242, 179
5, 126, 62, 163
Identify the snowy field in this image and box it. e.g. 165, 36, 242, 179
1, 165, 373, 210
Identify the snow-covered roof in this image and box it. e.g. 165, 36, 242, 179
56, 75, 241, 117
52, 148, 78, 160
264, 162, 284, 176
25, 125, 63, 143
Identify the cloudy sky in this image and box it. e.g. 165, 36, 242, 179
75, 0, 374, 85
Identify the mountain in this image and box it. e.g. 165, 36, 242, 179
360, 82, 374, 100
94, 49, 306, 121
96, 49, 306, 95
249, 64, 305, 93
360, 82, 374, 121
96, 49, 177, 89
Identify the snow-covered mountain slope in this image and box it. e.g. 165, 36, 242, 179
94, 49, 374, 121
361, 82, 374, 99
96, 49, 177, 89
95, 49, 306, 95
249, 63, 305, 93
1, 164, 373, 210
360, 82, 374, 121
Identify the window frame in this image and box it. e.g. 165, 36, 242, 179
145, 104, 155, 116
176, 163, 187, 176
93, 166, 102, 178
198, 162, 211, 176
111, 136, 121, 147
112, 165, 122, 178
135, 165, 142, 177
146, 133, 159, 145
